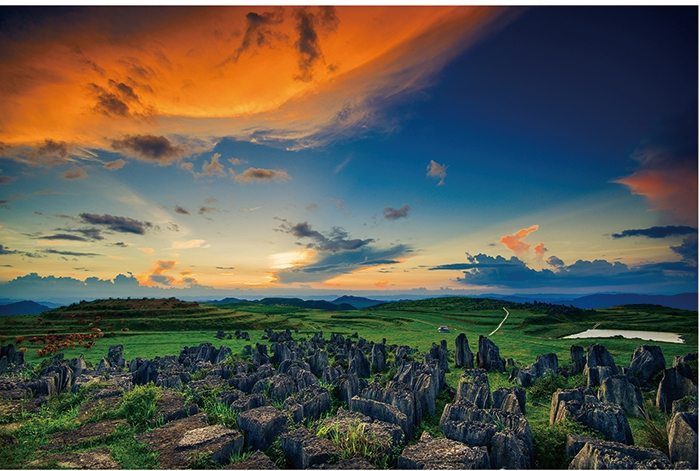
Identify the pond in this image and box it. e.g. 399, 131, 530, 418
562, 328, 684, 344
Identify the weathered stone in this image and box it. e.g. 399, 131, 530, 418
554, 399, 633, 445
350, 395, 410, 439
281, 427, 339, 469
570, 345, 586, 375
493, 387, 526, 415
132, 360, 159, 385
672, 396, 698, 415
308, 350, 329, 378
454, 333, 474, 369
40, 419, 126, 451
138, 413, 241, 468
598, 375, 644, 417
628, 345, 666, 384
174, 424, 244, 465
569, 439, 673, 469
667, 411, 698, 468
223, 450, 278, 469
397, 432, 490, 469
673, 353, 698, 382
349, 348, 371, 378
335, 373, 361, 405
313, 457, 375, 469
238, 406, 288, 451
476, 335, 505, 372
516, 353, 558, 387
550, 388, 598, 425
107, 345, 126, 369
440, 399, 497, 447
491, 429, 529, 469
230, 364, 275, 393
28, 447, 119, 469
231, 394, 267, 413
657, 367, 698, 413
316, 407, 404, 453
585, 344, 618, 387
155, 390, 200, 426
284, 385, 332, 424
371, 343, 386, 373
456, 369, 491, 409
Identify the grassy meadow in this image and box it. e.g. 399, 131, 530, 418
0, 296, 697, 469
1, 296, 696, 376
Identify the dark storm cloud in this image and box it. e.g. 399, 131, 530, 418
44, 249, 101, 257
293, 7, 338, 82
39, 233, 89, 242
175, 205, 191, 215
546, 255, 565, 267
87, 83, 130, 117
431, 252, 697, 289
383, 204, 410, 220
671, 234, 698, 263
611, 225, 696, 239
0, 244, 19, 255
228, 9, 285, 64
281, 221, 373, 252
79, 213, 153, 235
110, 134, 188, 165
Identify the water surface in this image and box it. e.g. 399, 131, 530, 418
562, 329, 684, 344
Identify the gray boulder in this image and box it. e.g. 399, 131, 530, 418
283, 385, 331, 424
455, 333, 475, 369
371, 343, 386, 373
568, 438, 672, 469
598, 375, 644, 417
553, 398, 633, 445
585, 344, 618, 388
570, 345, 586, 375
516, 353, 558, 387
348, 348, 371, 378
238, 406, 288, 451
280, 427, 339, 469
656, 367, 698, 413
491, 429, 529, 469
456, 369, 491, 409
476, 335, 505, 372
397, 432, 490, 469
667, 410, 698, 468
673, 353, 698, 381
628, 345, 666, 384
493, 387, 526, 415
350, 395, 410, 439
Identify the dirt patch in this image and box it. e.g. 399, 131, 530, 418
40, 419, 126, 451
29, 447, 119, 469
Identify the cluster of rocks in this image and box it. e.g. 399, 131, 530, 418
0, 325, 697, 470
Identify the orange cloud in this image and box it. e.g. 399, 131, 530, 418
499, 225, 539, 255
375, 279, 390, 289
0, 6, 516, 161
615, 167, 698, 226
534, 242, 547, 257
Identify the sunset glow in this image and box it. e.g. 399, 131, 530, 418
0, 6, 696, 302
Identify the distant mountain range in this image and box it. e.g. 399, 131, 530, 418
0, 300, 53, 316
0, 292, 695, 314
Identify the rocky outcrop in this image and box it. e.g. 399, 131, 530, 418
280, 427, 339, 469
454, 333, 475, 369
656, 367, 698, 413
397, 432, 490, 469
492, 387, 526, 415
137, 413, 244, 468
456, 369, 491, 409
476, 335, 505, 372
568, 435, 673, 469
551, 389, 633, 445
667, 410, 698, 468
570, 345, 586, 375
350, 395, 410, 439
598, 375, 644, 417
585, 344, 618, 388
316, 407, 404, 453
515, 353, 558, 387
628, 345, 665, 385
283, 385, 331, 424
237, 406, 288, 451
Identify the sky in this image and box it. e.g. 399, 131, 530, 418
0, 6, 697, 302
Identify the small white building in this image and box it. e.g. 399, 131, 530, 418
438, 325, 450, 333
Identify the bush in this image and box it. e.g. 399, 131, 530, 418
119, 383, 161, 431
316, 419, 398, 468
528, 374, 569, 403
532, 419, 602, 469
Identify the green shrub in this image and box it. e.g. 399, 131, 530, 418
316, 419, 398, 468
528, 374, 569, 403
205, 400, 239, 428
532, 419, 602, 469
635, 400, 670, 455
119, 383, 162, 431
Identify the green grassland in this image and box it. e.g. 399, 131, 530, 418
0, 296, 697, 469
0, 296, 696, 372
